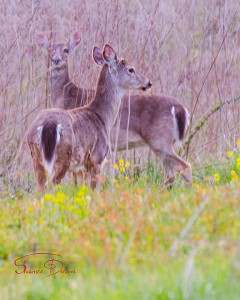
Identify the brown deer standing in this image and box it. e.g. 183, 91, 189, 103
27, 44, 151, 193
36, 32, 95, 109
36, 32, 192, 186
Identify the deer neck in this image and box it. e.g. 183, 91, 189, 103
50, 67, 71, 108
89, 66, 124, 133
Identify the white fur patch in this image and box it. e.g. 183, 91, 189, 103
51, 68, 65, 78
101, 158, 108, 172
42, 153, 55, 178
37, 126, 43, 144
56, 124, 62, 145
40, 123, 62, 178
185, 108, 190, 129
171, 106, 179, 142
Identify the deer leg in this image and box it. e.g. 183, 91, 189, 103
152, 144, 192, 186
30, 145, 47, 194
163, 152, 192, 186
82, 171, 90, 186
52, 168, 68, 185
72, 172, 78, 186
52, 144, 72, 186
150, 147, 174, 186
52, 156, 72, 185
34, 161, 46, 194
162, 163, 176, 187
90, 164, 101, 189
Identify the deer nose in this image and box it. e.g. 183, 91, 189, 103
142, 81, 152, 91
147, 81, 152, 88
52, 59, 61, 65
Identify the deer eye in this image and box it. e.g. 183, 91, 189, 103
128, 68, 135, 74
64, 48, 69, 54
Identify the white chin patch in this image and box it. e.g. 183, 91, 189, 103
51, 68, 65, 77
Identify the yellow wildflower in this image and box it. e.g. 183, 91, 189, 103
237, 139, 240, 148
53, 192, 67, 204
227, 151, 233, 158
231, 228, 237, 236
125, 161, 131, 167
119, 158, 124, 167
213, 173, 220, 183
111, 178, 117, 183
74, 197, 81, 203
113, 164, 119, 170
119, 166, 125, 173
44, 193, 54, 201
230, 170, 239, 181
236, 157, 240, 170
68, 205, 75, 211
125, 176, 129, 181
28, 206, 34, 213
193, 183, 199, 188
77, 185, 87, 197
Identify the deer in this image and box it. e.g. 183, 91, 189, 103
36, 32, 95, 109
36, 32, 192, 187
27, 44, 152, 194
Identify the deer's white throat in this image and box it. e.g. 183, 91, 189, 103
51, 68, 66, 78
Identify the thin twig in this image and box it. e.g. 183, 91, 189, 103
0, 100, 45, 138
169, 195, 209, 256
187, 5, 240, 158
120, 210, 142, 265
126, 91, 131, 160
184, 96, 240, 156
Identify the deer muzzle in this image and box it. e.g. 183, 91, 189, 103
142, 81, 152, 91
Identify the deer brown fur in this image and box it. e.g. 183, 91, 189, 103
27, 44, 151, 193
37, 32, 192, 186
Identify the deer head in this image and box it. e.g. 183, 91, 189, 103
93, 45, 152, 91
36, 32, 81, 70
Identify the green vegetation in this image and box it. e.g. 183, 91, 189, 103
1, 150, 240, 299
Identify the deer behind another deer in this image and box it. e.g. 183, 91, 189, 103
27, 44, 151, 193
36, 32, 192, 187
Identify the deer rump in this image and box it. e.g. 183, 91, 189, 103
111, 95, 189, 152
37, 120, 62, 176
171, 105, 189, 142
34, 109, 109, 179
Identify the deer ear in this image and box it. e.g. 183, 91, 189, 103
103, 44, 118, 69
68, 32, 81, 51
93, 47, 105, 66
36, 34, 49, 49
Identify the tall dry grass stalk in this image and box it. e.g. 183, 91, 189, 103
0, 0, 239, 188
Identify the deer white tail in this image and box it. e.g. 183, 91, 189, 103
171, 106, 189, 143
37, 122, 61, 177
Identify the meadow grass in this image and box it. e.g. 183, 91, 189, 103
0, 153, 240, 299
